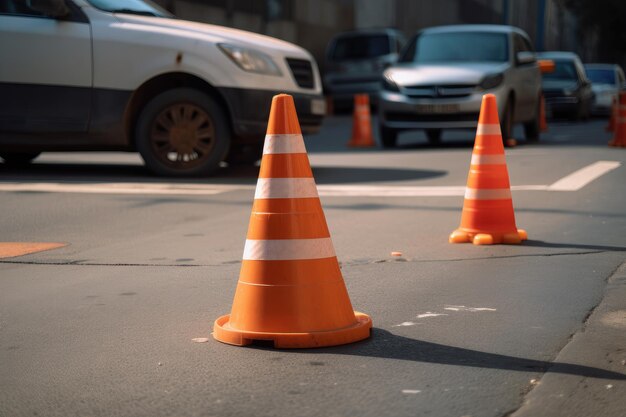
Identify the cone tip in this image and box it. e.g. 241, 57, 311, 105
478, 93, 500, 125
267, 93, 301, 135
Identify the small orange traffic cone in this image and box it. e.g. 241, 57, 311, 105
348, 94, 376, 147
213, 94, 372, 348
609, 92, 626, 147
606, 96, 616, 132
539, 94, 548, 133
449, 94, 527, 245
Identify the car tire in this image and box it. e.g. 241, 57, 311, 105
0, 152, 41, 165
501, 98, 513, 143
426, 129, 442, 144
135, 88, 230, 177
379, 126, 398, 148
523, 97, 540, 142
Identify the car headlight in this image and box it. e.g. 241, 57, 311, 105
218, 44, 282, 76
382, 73, 400, 92
479, 73, 504, 90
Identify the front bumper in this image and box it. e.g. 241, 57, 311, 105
378, 87, 507, 130
218, 87, 325, 142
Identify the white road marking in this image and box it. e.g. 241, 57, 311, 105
0, 161, 619, 196
0, 182, 245, 195
416, 312, 448, 318
401, 390, 422, 394
547, 161, 622, 191
444, 306, 497, 312
392, 321, 419, 327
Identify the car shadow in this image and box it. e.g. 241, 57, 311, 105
0, 162, 447, 185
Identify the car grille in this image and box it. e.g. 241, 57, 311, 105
385, 112, 479, 123
403, 84, 476, 99
286, 58, 315, 89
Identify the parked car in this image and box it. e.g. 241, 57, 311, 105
584, 63, 626, 115
378, 25, 542, 147
537, 51, 594, 120
324, 29, 405, 109
0, 0, 325, 176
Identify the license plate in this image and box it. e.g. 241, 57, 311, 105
415, 104, 460, 114
311, 98, 327, 115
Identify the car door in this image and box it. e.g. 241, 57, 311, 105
0, 0, 92, 133
511, 33, 539, 122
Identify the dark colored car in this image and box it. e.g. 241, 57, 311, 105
324, 29, 405, 109
538, 52, 594, 120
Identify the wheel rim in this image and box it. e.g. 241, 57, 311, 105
149, 103, 216, 170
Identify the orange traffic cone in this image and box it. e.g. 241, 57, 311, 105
606, 96, 616, 132
348, 94, 375, 147
609, 92, 626, 147
539, 94, 548, 133
213, 94, 372, 348
449, 94, 527, 245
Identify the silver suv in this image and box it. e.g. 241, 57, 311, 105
378, 25, 542, 147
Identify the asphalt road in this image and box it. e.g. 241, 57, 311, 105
0, 117, 625, 417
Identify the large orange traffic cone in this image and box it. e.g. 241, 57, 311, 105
609, 92, 626, 147
213, 94, 372, 348
347, 94, 375, 147
606, 96, 616, 132
539, 94, 548, 133
449, 94, 527, 245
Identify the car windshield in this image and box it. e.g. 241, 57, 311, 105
400, 32, 508, 63
86, 0, 172, 17
330, 34, 391, 61
585, 68, 615, 85
543, 60, 577, 81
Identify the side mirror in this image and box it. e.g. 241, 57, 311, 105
538, 59, 556, 74
27, 0, 70, 18
516, 51, 536, 65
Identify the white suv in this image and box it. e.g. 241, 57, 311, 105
0, 0, 325, 176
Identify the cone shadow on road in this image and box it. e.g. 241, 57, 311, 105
523, 240, 626, 252
297, 329, 626, 380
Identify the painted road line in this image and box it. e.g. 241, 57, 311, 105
547, 161, 622, 191
316, 185, 547, 197
0, 242, 67, 259
0, 182, 249, 195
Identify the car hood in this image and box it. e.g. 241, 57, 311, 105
111, 14, 311, 58
386, 62, 509, 86
541, 79, 579, 92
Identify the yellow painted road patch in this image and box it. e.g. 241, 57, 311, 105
0, 242, 67, 259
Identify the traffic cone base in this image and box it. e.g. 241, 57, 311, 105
214, 312, 372, 348
449, 94, 526, 245
449, 228, 527, 245
213, 94, 371, 349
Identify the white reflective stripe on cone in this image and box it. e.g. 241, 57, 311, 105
465, 188, 512, 200
470, 154, 507, 165
243, 238, 336, 260
263, 134, 307, 155
254, 178, 319, 199
476, 123, 501, 136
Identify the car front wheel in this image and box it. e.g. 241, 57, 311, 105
135, 88, 230, 177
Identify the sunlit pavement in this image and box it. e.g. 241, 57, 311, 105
0, 117, 625, 417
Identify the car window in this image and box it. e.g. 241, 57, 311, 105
85, 0, 171, 17
0, 0, 54, 17
330, 34, 391, 61
513, 34, 530, 54
586, 68, 616, 85
543, 60, 578, 81
401, 32, 509, 63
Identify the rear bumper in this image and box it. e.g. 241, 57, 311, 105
218, 87, 326, 142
